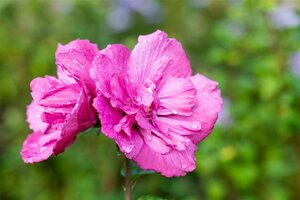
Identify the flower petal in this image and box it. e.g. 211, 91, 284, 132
38, 83, 81, 108
91, 44, 130, 99
157, 77, 196, 116
93, 94, 123, 139
133, 141, 197, 177
188, 74, 222, 143
26, 102, 49, 133
55, 39, 99, 90
128, 30, 192, 85
30, 76, 60, 102
53, 88, 96, 155
20, 131, 60, 163
57, 65, 76, 84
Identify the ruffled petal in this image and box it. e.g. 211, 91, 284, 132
53, 88, 96, 155
92, 94, 123, 139
57, 65, 76, 83
128, 30, 192, 85
30, 76, 60, 102
26, 102, 49, 133
156, 77, 196, 116
116, 129, 144, 159
38, 83, 81, 108
133, 141, 197, 177
93, 94, 144, 158
20, 131, 60, 163
188, 74, 222, 143
55, 39, 99, 90
91, 44, 130, 99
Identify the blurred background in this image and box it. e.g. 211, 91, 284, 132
1, 0, 300, 199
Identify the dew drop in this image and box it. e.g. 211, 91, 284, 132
146, 87, 153, 94
136, 96, 142, 102
123, 145, 134, 153
113, 125, 121, 132
171, 109, 178, 114
191, 124, 198, 129
182, 164, 187, 169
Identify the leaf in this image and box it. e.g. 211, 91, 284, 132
81, 127, 100, 136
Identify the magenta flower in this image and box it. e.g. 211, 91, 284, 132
91, 30, 222, 177
21, 40, 99, 163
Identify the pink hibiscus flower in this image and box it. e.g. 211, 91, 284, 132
21, 40, 99, 163
91, 30, 222, 177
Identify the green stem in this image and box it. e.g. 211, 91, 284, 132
125, 157, 131, 200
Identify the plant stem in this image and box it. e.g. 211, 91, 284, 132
125, 157, 131, 200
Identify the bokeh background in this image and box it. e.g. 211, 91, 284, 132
1, 0, 300, 199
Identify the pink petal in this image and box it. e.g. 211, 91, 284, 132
38, 83, 81, 107
155, 116, 202, 136
53, 88, 96, 155
26, 102, 49, 133
57, 65, 76, 84
20, 131, 60, 163
116, 129, 144, 159
157, 77, 196, 116
140, 128, 171, 154
128, 30, 192, 85
133, 141, 197, 177
188, 74, 222, 143
91, 44, 130, 99
30, 76, 60, 102
92, 94, 123, 139
135, 84, 154, 107
93, 94, 144, 159
55, 39, 99, 90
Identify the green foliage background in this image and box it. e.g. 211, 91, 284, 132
0, 0, 300, 199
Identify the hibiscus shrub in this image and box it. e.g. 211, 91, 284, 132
1, 1, 300, 200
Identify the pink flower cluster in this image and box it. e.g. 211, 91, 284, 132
21, 30, 222, 177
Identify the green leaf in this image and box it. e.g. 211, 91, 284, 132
81, 127, 100, 136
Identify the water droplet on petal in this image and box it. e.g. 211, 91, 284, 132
171, 109, 178, 114
107, 44, 111, 48
123, 145, 134, 153
136, 96, 142, 102
146, 87, 153, 94
182, 164, 187, 169
27, 158, 33, 163
191, 124, 198, 129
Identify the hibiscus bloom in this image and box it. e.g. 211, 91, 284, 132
21, 40, 98, 163
91, 30, 222, 177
